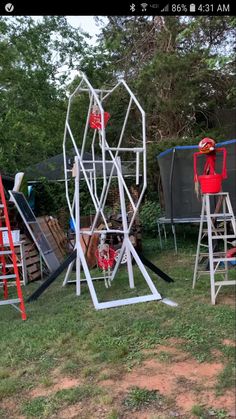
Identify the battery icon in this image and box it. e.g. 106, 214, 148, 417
189, 3, 196, 12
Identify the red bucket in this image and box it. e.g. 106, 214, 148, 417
198, 174, 222, 194
89, 112, 110, 130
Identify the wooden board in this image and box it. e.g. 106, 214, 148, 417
19, 234, 42, 282
37, 217, 66, 263
45, 216, 68, 257
80, 228, 99, 268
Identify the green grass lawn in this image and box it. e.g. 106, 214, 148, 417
0, 237, 235, 418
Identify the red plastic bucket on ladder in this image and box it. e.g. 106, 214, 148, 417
198, 174, 222, 194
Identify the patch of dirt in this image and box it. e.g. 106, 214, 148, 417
0, 398, 26, 419
30, 376, 81, 398
54, 402, 83, 418
211, 349, 223, 357
223, 339, 235, 347
5, 338, 235, 419
200, 390, 236, 412
142, 344, 188, 363
216, 294, 236, 307
55, 403, 110, 419
99, 341, 235, 416
164, 337, 186, 346
123, 412, 165, 419
175, 392, 198, 411
97, 366, 124, 382
101, 355, 223, 393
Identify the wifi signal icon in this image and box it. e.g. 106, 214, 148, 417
140, 2, 148, 11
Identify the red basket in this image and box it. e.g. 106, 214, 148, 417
198, 174, 222, 194
89, 111, 110, 130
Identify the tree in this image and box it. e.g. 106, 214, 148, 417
96, 16, 235, 141
95, 16, 235, 196
0, 16, 89, 174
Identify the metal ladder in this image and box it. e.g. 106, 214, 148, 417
193, 192, 236, 304
0, 175, 26, 320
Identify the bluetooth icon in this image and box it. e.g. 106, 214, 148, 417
130, 3, 136, 12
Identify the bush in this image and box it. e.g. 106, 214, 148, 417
33, 177, 67, 217
139, 199, 161, 234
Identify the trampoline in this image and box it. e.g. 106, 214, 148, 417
157, 139, 236, 252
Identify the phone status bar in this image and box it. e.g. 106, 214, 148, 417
129, 2, 232, 15
0, 1, 234, 15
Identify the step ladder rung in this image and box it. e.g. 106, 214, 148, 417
198, 252, 224, 257
207, 192, 228, 196
0, 281, 24, 286
0, 274, 16, 279
0, 298, 21, 306
0, 264, 22, 268
197, 269, 228, 274
213, 257, 236, 262
209, 213, 234, 218
211, 235, 236, 239
0, 250, 13, 255
215, 280, 236, 286
203, 228, 225, 233
0, 227, 8, 231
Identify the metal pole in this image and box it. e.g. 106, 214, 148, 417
75, 157, 81, 296
117, 157, 134, 288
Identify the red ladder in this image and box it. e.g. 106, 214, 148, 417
0, 175, 26, 320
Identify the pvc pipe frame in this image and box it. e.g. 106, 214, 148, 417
63, 71, 162, 309
70, 158, 162, 310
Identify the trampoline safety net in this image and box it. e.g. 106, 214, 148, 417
157, 139, 236, 219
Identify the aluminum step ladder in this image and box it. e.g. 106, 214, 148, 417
193, 192, 236, 304
0, 175, 26, 320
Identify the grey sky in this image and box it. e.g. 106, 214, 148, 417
67, 16, 106, 44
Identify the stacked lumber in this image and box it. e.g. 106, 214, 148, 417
19, 234, 41, 282
80, 228, 99, 268
46, 216, 68, 257
37, 216, 68, 263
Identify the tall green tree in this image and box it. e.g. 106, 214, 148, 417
97, 16, 235, 141
95, 16, 235, 195
0, 16, 89, 174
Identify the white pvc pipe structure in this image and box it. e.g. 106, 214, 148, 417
62, 71, 163, 309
